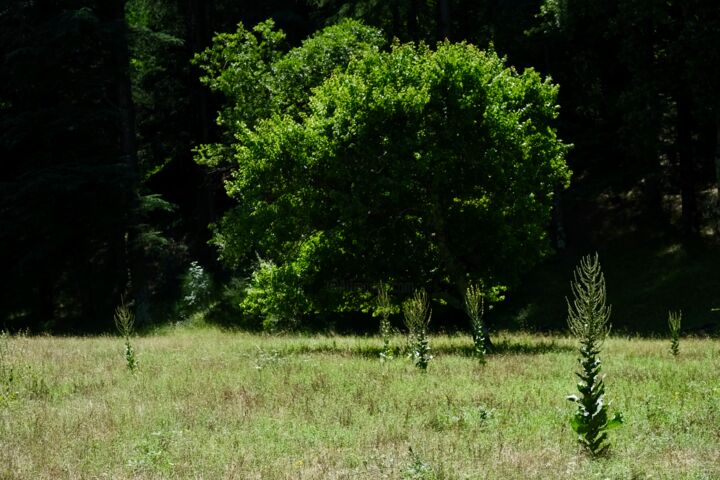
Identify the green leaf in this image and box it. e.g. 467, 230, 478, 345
605, 412, 624, 430
569, 415, 589, 434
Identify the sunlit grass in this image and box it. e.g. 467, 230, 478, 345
0, 327, 718, 479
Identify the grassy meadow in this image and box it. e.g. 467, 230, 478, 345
1, 327, 719, 479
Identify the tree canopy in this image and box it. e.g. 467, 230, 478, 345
194, 20, 570, 328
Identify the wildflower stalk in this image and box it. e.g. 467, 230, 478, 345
403, 290, 432, 371
566, 254, 622, 457
464, 283, 486, 363
115, 296, 138, 373
376, 283, 394, 360
668, 310, 681, 357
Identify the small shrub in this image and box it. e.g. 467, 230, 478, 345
240, 257, 309, 332
253, 346, 282, 371
206, 277, 263, 331
429, 404, 494, 431
566, 253, 623, 457
127, 428, 180, 475
668, 310, 681, 357
179, 261, 213, 317
375, 282, 395, 361
403, 447, 438, 480
464, 283, 486, 363
26, 370, 52, 399
403, 290, 432, 371
115, 297, 138, 373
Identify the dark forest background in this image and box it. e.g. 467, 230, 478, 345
2, 0, 719, 334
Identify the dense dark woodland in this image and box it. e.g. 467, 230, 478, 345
1, 0, 719, 334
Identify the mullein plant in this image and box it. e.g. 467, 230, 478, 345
464, 283, 486, 363
115, 296, 138, 373
566, 254, 623, 457
403, 290, 432, 371
376, 283, 394, 361
668, 310, 682, 357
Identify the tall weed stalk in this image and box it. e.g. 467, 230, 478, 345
115, 296, 138, 373
668, 310, 681, 357
403, 290, 432, 371
376, 283, 394, 360
566, 254, 622, 457
464, 283, 486, 363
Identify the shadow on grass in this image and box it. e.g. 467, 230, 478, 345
427, 339, 574, 357
269, 337, 573, 359
490, 339, 574, 355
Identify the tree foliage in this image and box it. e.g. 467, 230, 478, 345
195, 20, 570, 327
193, 19, 385, 135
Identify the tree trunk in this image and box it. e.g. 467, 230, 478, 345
188, 0, 210, 143
437, 0, 450, 40
677, 90, 697, 236
714, 109, 720, 234
187, 0, 220, 256
551, 186, 567, 250
428, 195, 467, 299
37, 276, 54, 331
391, 1, 401, 40
111, 0, 138, 176
407, 0, 420, 42
108, 0, 139, 309
716, 112, 720, 193
427, 195, 495, 350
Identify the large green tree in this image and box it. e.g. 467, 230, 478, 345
196, 20, 570, 329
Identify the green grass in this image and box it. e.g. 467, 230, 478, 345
1, 327, 719, 479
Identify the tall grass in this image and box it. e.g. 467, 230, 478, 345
0, 329, 718, 479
